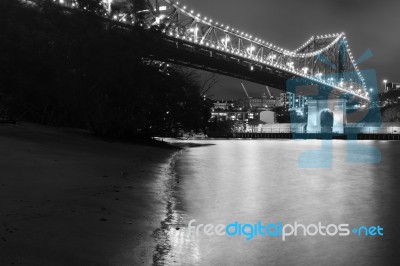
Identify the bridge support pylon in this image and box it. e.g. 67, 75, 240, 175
306, 99, 347, 133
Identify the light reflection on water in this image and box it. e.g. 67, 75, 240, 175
162, 140, 400, 265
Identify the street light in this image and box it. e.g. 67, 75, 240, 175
383, 79, 388, 92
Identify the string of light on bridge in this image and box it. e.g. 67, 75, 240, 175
53, 0, 371, 101
163, 1, 368, 97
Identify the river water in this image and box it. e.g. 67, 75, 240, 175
157, 139, 400, 265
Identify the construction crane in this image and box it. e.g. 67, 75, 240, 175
265, 86, 274, 99
241, 83, 252, 109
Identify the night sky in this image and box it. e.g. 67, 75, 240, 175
181, 0, 400, 99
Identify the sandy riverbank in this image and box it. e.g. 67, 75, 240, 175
0, 122, 180, 265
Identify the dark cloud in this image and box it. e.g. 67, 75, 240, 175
184, 0, 400, 98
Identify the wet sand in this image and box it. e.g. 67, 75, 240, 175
0, 122, 179, 265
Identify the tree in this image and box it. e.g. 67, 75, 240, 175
200, 72, 220, 96
0, 1, 211, 139
206, 117, 234, 137
272, 106, 290, 123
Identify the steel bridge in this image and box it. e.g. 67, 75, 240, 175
53, 0, 370, 102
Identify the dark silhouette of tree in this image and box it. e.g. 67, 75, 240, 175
272, 106, 290, 123
0, 0, 211, 138
206, 117, 234, 137
200, 72, 220, 96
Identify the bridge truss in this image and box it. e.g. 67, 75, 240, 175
55, 0, 370, 101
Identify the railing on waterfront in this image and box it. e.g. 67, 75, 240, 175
243, 124, 400, 135
232, 125, 400, 140
231, 132, 400, 140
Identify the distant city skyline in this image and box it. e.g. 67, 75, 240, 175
185, 0, 400, 99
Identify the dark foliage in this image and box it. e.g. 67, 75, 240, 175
271, 104, 308, 124
206, 117, 235, 137
381, 105, 400, 122
272, 106, 290, 123
379, 90, 400, 122
0, 0, 211, 138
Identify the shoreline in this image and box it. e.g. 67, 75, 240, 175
0, 122, 181, 265
150, 139, 217, 265
151, 151, 181, 265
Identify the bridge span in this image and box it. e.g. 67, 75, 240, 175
42, 0, 376, 133
53, 0, 370, 102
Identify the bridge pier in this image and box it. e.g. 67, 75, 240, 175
306, 99, 347, 133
